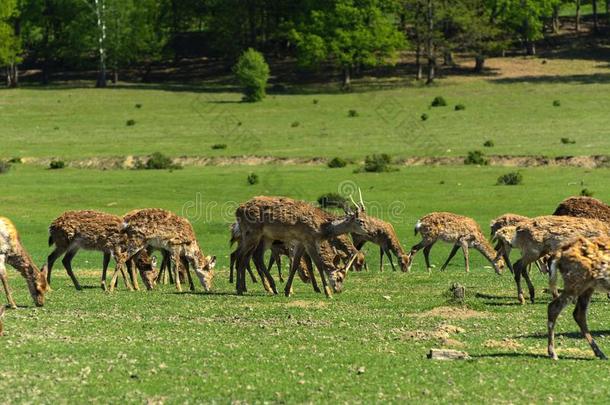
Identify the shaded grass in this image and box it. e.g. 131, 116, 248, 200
0, 164, 609, 402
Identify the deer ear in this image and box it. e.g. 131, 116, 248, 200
208, 256, 217, 269
40, 264, 48, 280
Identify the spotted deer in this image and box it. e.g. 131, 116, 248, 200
351, 216, 409, 272
0, 217, 49, 308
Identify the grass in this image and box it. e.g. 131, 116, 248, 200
1, 77, 610, 159
1, 164, 610, 402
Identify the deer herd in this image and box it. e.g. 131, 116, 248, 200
1, 194, 610, 360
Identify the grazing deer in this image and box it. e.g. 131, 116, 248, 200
408, 212, 503, 274
47, 210, 158, 291
0, 217, 49, 308
507, 215, 610, 304
547, 236, 610, 360
351, 216, 409, 272
553, 196, 610, 223
233, 193, 371, 297
115, 209, 216, 293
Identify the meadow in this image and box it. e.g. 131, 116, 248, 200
1, 57, 610, 403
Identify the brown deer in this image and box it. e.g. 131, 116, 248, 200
507, 215, 610, 304
0, 217, 49, 308
553, 196, 610, 223
114, 208, 216, 293
47, 210, 158, 291
547, 236, 610, 360
233, 194, 371, 297
351, 216, 409, 272
408, 212, 503, 274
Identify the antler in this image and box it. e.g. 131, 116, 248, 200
344, 252, 360, 273
358, 187, 366, 211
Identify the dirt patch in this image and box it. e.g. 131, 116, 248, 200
410, 306, 488, 320
285, 300, 328, 309
395, 323, 465, 347
484, 338, 523, 350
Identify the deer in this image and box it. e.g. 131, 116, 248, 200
504, 215, 610, 304
0, 306, 5, 336
553, 196, 610, 223
351, 216, 409, 272
233, 193, 371, 298
46, 210, 158, 291
408, 212, 503, 274
547, 235, 610, 360
0, 217, 49, 308
113, 208, 216, 293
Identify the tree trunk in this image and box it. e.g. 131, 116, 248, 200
7, 64, 18, 88
443, 50, 453, 66
592, 0, 598, 33
95, 0, 107, 88
474, 55, 485, 73
525, 41, 536, 56
576, 0, 581, 31
426, 0, 435, 85
112, 68, 118, 84
607, 0, 610, 25
552, 5, 560, 33
342, 66, 351, 90
415, 41, 423, 81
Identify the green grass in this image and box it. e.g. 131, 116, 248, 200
1, 78, 610, 160
1, 164, 610, 402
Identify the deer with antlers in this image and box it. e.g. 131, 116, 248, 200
233, 192, 371, 297
0, 217, 49, 308
408, 212, 503, 274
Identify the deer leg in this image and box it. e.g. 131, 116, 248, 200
306, 245, 333, 298
440, 243, 460, 271
235, 240, 257, 295
275, 253, 284, 282
252, 244, 277, 294
126, 260, 140, 291
304, 255, 320, 293
503, 251, 514, 274
101, 252, 111, 290
181, 256, 195, 291
385, 248, 397, 272
521, 265, 535, 303
62, 248, 82, 290
229, 250, 236, 284
408, 240, 429, 271
460, 242, 470, 273
547, 293, 570, 360
109, 260, 133, 292
423, 244, 434, 273
0, 255, 16, 309
171, 252, 182, 292
284, 245, 304, 297
513, 259, 526, 305
163, 251, 173, 284
246, 263, 258, 283
573, 288, 606, 360
46, 245, 67, 284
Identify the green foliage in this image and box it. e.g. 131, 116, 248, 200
348, 109, 359, 117
317, 192, 347, 208
138, 152, 181, 170
358, 154, 397, 173
483, 140, 494, 147
464, 150, 489, 165
431, 96, 447, 107
0, 0, 20, 70
49, 160, 65, 170
7, 157, 21, 163
211, 144, 227, 150
247, 172, 259, 185
553, 100, 561, 107
234, 48, 270, 102
497, 171, 523, 185
580, 188, 594, 197
455, 104, 466, 111
327, 157, 347, 168
421, 113, 429, 121
291, 121, 300, 128
561, 137, 575, 144
126, 119, 136, 126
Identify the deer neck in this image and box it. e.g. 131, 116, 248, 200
472, 238, 499, 265
321, 217, 356, 239
7, 249, 39, 286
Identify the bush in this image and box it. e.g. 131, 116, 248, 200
327, 157, 347, 168
464, 150, 489, 165
135, 104, 142, 109
211, 144, 227, 150
580, 188, 594, 197
247, 173, 259, 185
497, 172, 523, 185
8, 157, 21, 163
139, 152, 182, 170
0, 161, 11, 174
421, 113, 429, 121
49, 160, 65, 170
313, 99, 319, 105
291, 121, 300, 128
561, 137, 575, 144
483, 140, 494, 147
431, 96, 447, 107
126, 119, 136, 126
358, 154, 397, 173
317, 193, 347, 209
454, 104, 466, 111
348, 109, 359, 117
553, 100, 561, 107
234, 48, 270, 102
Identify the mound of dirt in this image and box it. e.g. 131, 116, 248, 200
410, 306, 487, 320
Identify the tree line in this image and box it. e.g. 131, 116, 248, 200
0, 0, 607, 88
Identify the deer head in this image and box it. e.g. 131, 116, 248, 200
330, 189, 369, 237
138, 255, 158, 291
30, 264, 49, 307
190, 248, 216, 292
327, 250, 361, 293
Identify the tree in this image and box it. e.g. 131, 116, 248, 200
0, 0, 21, 87
234, 48, 270, 102
290, 0, 405, 89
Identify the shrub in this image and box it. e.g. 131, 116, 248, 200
247, 173, 259, 185
580, 188, 594, 197
233, 48, 270, 102
431, 96, 447, 107
0, 161, 11, 174
348, 109, 359, 117
553, 100, 561, 107
291, 121, 300, 128
126, 119, 136, 126
359, 154, 397, 173
497, 172, 523, 185
49, 160, 65, 170
313, 99, 319, 105
421, 113, 429, 121
142, 152, 181, 170
135, 104, 142, 109
454, 104, 466, 111
561, 137, 575, 144
317, 193, 347, 209
211, 144, 227, 150
327, 157, 347, 168
8, 157, 21, 163
483, 140, 494, 147
464, 150, 489, 165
